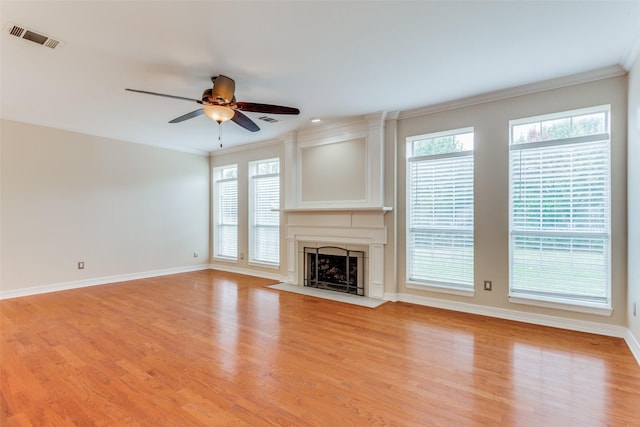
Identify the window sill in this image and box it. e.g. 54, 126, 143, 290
406, 281, 475, 297
248, 261, 280, 270
213, 256, 238, 263
508, 294, 612, 316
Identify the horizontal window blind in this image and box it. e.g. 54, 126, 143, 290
407, 129, 474, 289
509, 106, 610, 306
250, 159, 280, 265
213, 166, 238, 259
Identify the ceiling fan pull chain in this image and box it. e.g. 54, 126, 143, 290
219, 123, 223, 148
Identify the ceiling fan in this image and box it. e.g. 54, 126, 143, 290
125, 75, 300, 133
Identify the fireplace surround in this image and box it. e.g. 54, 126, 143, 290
284, 208, 389, 299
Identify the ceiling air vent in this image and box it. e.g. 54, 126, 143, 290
7, 24, 62, 49
258, 116, 279, 123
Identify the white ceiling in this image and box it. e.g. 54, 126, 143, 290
2, 1, 639, 154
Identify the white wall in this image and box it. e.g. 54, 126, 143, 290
396, 76, 628, 326
0, 120, 210, 295
628, 53, 640, 344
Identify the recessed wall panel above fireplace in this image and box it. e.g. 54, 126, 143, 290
284, 112, 387, 210
300, 138, 366, 203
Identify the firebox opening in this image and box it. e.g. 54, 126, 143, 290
304, 246, 364, 296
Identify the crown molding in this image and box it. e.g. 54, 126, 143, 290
385, 110, 400, 121
398, 65, 627, 120
295, 116, 368, 140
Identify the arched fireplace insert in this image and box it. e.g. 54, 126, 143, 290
304, 246, 364, 296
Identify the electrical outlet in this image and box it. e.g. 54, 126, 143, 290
193, 251, 198, 258
484, 280, 492, 291
77, 261, 84, 270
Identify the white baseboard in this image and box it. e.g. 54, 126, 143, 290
1, 263, 286, 300
392, 292, 627, 338
0, 264, 212, 299
625, 330, 640, 366
209, 263, 287, 283
388, 292, 640, 365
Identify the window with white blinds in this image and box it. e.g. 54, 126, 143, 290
406, 128, 474, 291
509, 105, 611, 308
213, 165, 238, 260
249, 158, 280, 266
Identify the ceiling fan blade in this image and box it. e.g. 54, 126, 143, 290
234, 102, 300, 115
211, 75, 235, 104
231, 110, 260, 132
125, 88, 202, 103
169, 109, 205, 123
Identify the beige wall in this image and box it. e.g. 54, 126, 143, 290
628, 53, 640, 342
210, 76, 630, 329
0, 120, 210, 294
210, 141, 287, 279
396, 76, 628, 326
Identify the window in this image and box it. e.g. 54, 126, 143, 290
509, 105, 611, 311
213, 164, 238, 260
406, 128, 474, 292
249, 158, 280, 265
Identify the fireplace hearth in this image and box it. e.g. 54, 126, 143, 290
304, 246, 364, 296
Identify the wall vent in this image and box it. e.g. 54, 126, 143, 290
7, 24, 62, 49
258, 116, 279, 123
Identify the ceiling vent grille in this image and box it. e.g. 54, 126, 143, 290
258, 116, 279, 123
7, 24, 62, 49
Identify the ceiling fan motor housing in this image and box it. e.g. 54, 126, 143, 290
210, 75, 235, 104
202, 88, 214, 104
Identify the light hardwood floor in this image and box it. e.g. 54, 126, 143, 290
1, 270, 639, 426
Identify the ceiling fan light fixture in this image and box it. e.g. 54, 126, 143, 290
127, 74, 299, 134
204, 105, 235, 123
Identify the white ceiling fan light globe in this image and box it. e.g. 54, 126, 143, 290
204, 105, 235, 123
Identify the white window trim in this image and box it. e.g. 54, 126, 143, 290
405, 127, 474, 294
508, 295, 613, 316
248, 260, 282, 270
508, 105, 612, 313
406, 281, 475, 297
249, 158, 281, 267
509, 104, 610, 127
213, 164, 238, 262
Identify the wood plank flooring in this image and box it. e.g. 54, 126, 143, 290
1, 270, 639, 426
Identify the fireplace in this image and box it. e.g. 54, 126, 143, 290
284, 208, 389, 299
304, 246, 364, 296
